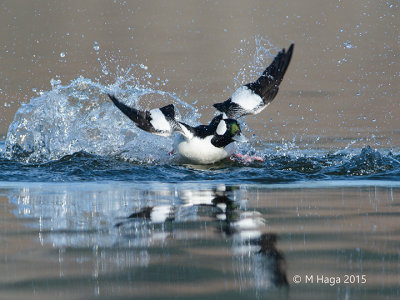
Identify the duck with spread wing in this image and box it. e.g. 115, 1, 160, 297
107, 44, 294, 164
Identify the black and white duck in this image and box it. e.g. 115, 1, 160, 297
108, 43, 294, 164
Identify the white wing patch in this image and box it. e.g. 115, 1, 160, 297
231, 86, 263, 111
149, 108, 171, 132
216, 120, 227, 135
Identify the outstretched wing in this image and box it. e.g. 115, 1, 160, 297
108, 94, 194, 139
213, 43, 294, 119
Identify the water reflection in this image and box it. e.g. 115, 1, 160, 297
4, 182, 400, 298
117, 185, 288, 290
8, 183, 287, 296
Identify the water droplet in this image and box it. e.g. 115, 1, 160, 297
93, 42, 100, 51
344, 41, 356, 49
50, 78, 62, 88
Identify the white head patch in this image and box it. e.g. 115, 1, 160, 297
216, 120, 227, 135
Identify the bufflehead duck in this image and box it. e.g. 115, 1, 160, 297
107, 43, 294, 164
108, 94, 246, 164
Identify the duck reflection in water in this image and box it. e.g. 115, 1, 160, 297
117, 185, 288, 290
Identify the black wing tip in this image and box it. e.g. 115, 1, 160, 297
265, 43, 294, 80
287, 43, 294, 53
279, 43, 294, 56
159, 104, 176, 120
107, 93, 119, 104
277, 43, 294, 65
285, 43, 294, 60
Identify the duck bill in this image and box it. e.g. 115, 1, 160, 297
233, 133, 248, 143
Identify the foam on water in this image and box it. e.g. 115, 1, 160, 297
0, 145, 399, 183
4, 71, 200, 163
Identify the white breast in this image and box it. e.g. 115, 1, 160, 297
173, 135, 235, 164
231, 86, 263, 111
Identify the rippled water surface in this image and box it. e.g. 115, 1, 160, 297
1, 181, 399, 300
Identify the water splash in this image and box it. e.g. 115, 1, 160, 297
0, 145, 399, 183
5, 70, 200, 163
233, 35, 279, 88
231, 36, 284, 141
0, 141, 4, 157
3, 37, 398, 171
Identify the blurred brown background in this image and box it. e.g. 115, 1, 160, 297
0, 0, 398, 148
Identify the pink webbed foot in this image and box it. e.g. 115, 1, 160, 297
231, 153, 264, 163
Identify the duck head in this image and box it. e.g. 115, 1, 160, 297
211, 118, 247, 148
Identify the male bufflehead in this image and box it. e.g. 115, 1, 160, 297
108, 44, 294, 164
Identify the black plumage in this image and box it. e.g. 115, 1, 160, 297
213, 44, 294, 119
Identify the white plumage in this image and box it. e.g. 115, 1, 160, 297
173, 135, 235, 164
149, 108, 171, 132
231, 86, 263, 111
